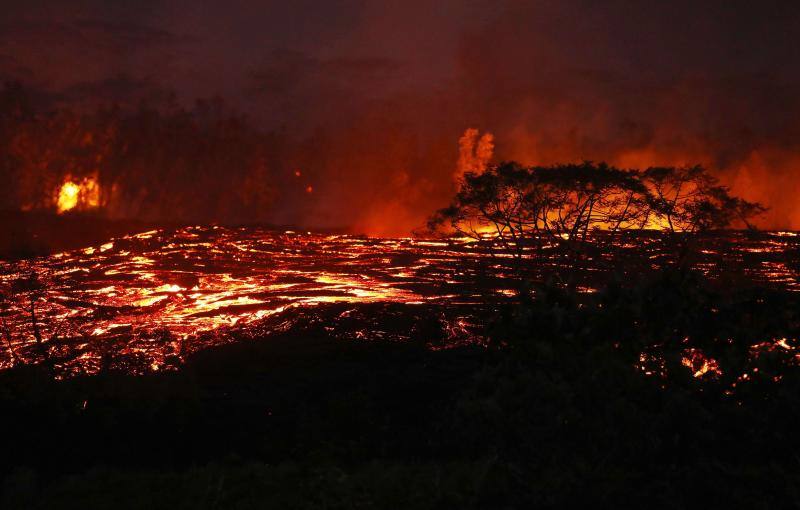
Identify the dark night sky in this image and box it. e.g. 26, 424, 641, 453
0, 0, 481, 120
3, 0, 800, 231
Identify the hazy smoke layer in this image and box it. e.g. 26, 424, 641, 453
1, 1, 798, 233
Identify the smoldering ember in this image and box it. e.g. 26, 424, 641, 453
1, 2, 800, 509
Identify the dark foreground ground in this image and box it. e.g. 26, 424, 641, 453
2, 267, 800, 509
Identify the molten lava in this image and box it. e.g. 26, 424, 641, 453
0, 227, 797, 376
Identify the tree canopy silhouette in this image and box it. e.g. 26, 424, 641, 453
642, 165, 765, 232
429, 161, 765, 259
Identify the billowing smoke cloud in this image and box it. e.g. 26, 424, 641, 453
456, 129, 494, 182
2, 1, 799, 233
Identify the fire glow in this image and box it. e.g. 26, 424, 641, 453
55, 175, 100, 213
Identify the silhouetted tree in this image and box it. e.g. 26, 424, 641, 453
532, 162, 650, 243
430, 162, 764, 260
642, 165, 765, 232
429, 162, 651, 263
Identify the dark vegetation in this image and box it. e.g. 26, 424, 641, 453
0, 82, 286, 223
1, 162, 798, 508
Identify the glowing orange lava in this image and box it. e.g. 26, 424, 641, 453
682, 348, 722, 378
0, 227, 797, 376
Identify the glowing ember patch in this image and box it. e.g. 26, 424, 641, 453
682, 348, 722, 378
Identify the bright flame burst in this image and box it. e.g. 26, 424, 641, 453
56, 176, 100, 213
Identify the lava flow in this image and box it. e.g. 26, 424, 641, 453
0, 226, 798, 376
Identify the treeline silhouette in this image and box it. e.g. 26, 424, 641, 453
0, 82, 285, 222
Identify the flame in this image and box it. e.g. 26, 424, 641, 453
56, 182, 81, 213
55, 176, 100, 213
